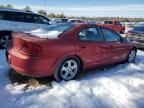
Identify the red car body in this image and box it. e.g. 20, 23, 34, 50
97, 20, 125, 34
7, 23, 136, 79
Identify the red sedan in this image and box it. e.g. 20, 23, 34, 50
7, 23, 137, 81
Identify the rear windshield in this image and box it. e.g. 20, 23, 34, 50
133, 26, 144, 32
46, 23, 74, 32
27, 23, 74, 39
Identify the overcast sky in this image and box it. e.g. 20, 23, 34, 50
0, 0, 144, 18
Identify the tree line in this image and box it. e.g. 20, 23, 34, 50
0, 4, 144, 22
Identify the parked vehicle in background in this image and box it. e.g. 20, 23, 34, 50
7, 23, 137, 81
49, 18, 68, 24
0, 8, 50, 49
126, 25, 144, 49
98, 20, 125, 34
68, 19, 84, 23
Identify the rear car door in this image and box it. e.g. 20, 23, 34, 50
76, 26, 110, 68
100, 28, 130, 64
6, 12, 26, 32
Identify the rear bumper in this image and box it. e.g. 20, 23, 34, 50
7, 49, 55, 77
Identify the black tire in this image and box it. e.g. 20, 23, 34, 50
126, 49, 137, 63
0, 32, 12, 49
53, 57, 81, 81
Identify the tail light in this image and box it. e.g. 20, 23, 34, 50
20, 41, 42, 56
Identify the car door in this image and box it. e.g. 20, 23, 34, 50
76, 26, 111, 69
100, 28, 130, 64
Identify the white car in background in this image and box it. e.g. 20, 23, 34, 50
68, 19, 84, 23
0, 8, 50, 49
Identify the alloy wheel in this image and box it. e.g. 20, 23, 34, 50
61, 60, 78, 80
128, 50, 136, 63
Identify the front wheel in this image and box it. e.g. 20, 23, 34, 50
54, 57, 81, 81
127, 49, 136, 63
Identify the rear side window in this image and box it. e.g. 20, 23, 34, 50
101, 28, 121, 41
79, 27, 102, 41
0, 11, 10, 21
8, 12, 25, 22
0, 11, 5, 20
33, 15, 50, 24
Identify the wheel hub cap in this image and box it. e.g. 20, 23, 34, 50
0, 35, 12, 48
61, 60, 78, 80
128, 50, 136, 63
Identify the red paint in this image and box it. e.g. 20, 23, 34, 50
97, 20, 125, 33
8, 24, 135, 77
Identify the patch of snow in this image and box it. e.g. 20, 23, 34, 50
26, 29, 62, 39
0, 50, 144, 108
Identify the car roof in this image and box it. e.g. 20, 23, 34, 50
73, 23, 119, 32
74, 23, 106, 28
0, 8, 33, 14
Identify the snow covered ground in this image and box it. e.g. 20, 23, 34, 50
0, 49, 144, 108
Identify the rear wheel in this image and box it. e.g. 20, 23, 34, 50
0, 33, 12, 49
54, 57, 81, 81
127, 49, 136, 63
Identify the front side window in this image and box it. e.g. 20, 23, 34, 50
33, 15, 43, 24
25, 14, 35, 23
38, 16, 50, 24
8, 12, 25, 22
79, 27, 102, 41
101, 28, 121, 41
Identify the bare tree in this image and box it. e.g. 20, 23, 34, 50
38, 10, 47, 16
6, 4, 13, 8
23, 6, 31, 11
